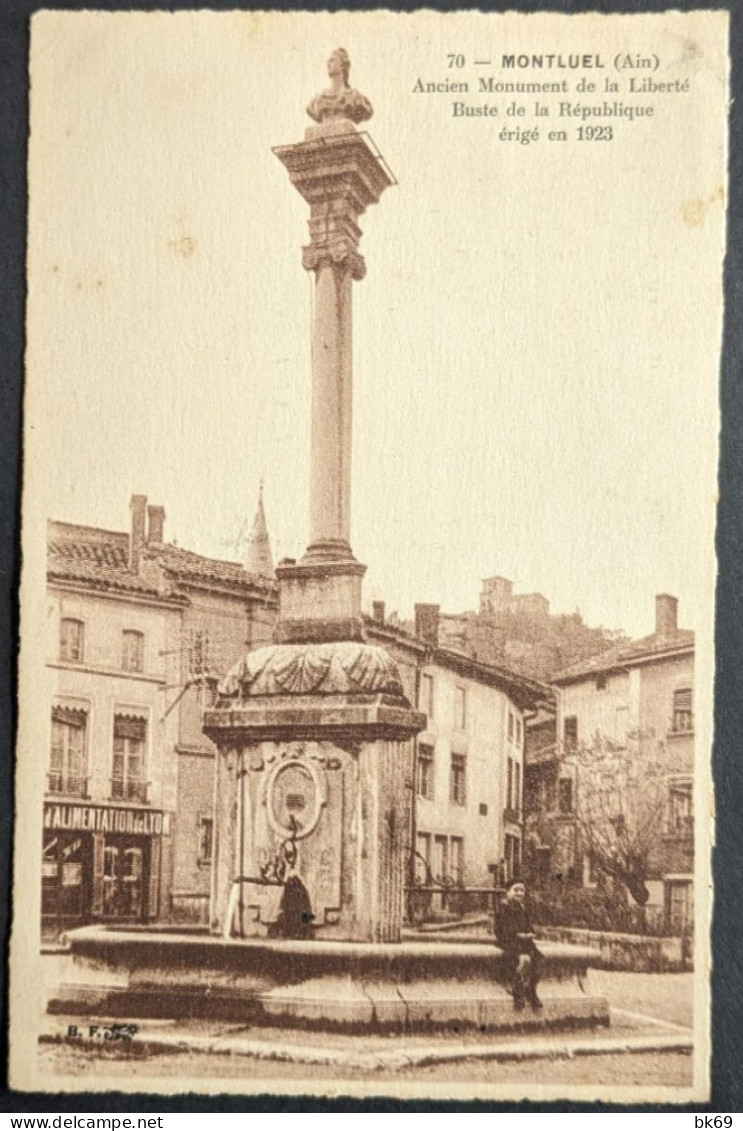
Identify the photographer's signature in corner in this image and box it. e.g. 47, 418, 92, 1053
66, 1023, 139, 1042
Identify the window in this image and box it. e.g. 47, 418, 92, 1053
515, 717, 522, 746
122, 847, 144, 918
596, 673, 608, 691
671, 688, 693, 734
198, 816, 214, 864
668, 780, 693, 837
450, 837, 464, 884
558, 777, 573, 814
535, 845, 552, 886
433, 834, 449, 881
417, 743, 434, 800
505, 757, 520, 815
450, 753, 466, 805
122, 630, 144, 673
49, 707, 87, 796
60, 618, 84, 663
112, 715, 147, 802
508, 712, 514, 741
416, 832, 431, 883
504, 833, 521, 881
420, 673, 434, 721
563, 715, 578, 751
584, 852, 601, 886
454, 686, 466, 730
103, 845, 120, 917
666, 879, 693, 935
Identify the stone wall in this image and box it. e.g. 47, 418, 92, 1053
538, 925, 693, 972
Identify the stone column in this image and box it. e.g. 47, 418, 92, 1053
304, 250, 360, 562
273, 68, 394, 644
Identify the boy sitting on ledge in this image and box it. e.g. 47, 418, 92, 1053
495, 879, 543, 1011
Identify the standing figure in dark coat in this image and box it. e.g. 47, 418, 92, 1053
494, 879, 543, 1010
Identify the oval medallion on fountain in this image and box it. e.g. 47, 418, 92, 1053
218, 640, 405, 700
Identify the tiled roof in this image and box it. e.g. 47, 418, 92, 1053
552, 629, 694, 684
48, 523, 164, 597
432, 643, 552, 711
48, 521, 278, 600
364, 614, 550, 711
151, 543, 277, 595
622, 628, 695, 662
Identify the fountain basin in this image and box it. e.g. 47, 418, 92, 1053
48, 926, 610, 1033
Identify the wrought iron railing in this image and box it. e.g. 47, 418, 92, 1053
46, 772, 89, 798
405, 850, 500, 925
110, 777, 149, 803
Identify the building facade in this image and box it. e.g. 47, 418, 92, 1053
44, 513, 183, 938
43, 495, 276, 938
524, 594, 695, 934
367, 603, 547, 902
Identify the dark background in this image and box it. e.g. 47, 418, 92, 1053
1, 0, 741, 1114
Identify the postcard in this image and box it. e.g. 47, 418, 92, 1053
11, 8, 727, 1102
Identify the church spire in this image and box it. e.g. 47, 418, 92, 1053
245, 480, 274, 578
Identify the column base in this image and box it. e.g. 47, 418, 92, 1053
275, 557, 367, 644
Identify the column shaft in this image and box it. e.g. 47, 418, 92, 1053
308, 260, 353, 559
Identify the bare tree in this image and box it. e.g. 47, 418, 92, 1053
565, 732, 668, 906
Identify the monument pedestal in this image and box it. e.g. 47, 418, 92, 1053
204, 642, 425, 943
274, 558, 367, 644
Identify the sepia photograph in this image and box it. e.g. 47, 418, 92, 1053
9, 8, 729, 1103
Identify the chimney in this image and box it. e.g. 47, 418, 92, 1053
129, 494, 147, 571
414, 603, 440, 647
147, 504, 166, 544
655, 593, 678, 635
372, 600, 386, 624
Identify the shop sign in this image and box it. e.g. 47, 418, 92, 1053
43, 803, 171, 837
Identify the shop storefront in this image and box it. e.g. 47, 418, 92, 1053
42, 801, 171, 939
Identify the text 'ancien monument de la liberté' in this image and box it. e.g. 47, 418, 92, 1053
412, 51, 693, 141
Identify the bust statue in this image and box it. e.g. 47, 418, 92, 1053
306, 48, 373, 126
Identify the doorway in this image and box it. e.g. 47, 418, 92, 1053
101, 835, 150, 921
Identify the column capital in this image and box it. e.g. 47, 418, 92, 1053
302, 243, 366, 281
274, 131, 394, 216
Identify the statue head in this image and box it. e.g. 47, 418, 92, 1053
306, 48, 372, 126
327, 48, 351, 85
